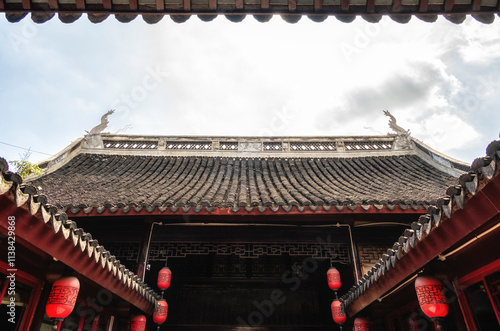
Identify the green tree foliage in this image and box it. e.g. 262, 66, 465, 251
8, 160, 42, 178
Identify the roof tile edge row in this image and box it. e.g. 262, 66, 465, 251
63, 199, 430, 216
2, 10, 499, 25
0, 157, 161, 306
340, 139, 500, 313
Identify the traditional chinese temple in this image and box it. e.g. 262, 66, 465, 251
1, 112, 499, 330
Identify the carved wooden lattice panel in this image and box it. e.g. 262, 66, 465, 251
212, 255, 248, 278
103, 140, 158, 149
101, 242, 350, 265
290, 141, 336, 151
147, 242, 350, 264
165, 141, 212, 150
101, 242, 140, 261
219, 142, 238, 150
344, 141, 392, 151
263, 142, 283, 151
251, 255, 288, 278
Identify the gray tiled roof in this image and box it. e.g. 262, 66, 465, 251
29, 135, 463, 214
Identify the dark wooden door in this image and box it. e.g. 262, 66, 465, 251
147, 254, 341, 330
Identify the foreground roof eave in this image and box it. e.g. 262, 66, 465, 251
342, 139, 500, 316
1, 7, 499, 25
0, 158, 160, 314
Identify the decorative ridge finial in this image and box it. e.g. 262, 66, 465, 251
82, 110, 115, 149
383, 110, 413, 150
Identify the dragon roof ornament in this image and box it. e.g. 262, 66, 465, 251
82, 110, 115, 149
384, 110, 413, 150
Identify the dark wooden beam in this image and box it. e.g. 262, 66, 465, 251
21, 0, 30, 10
261, 0, 269, 9
472, 0, 481, 11
347, 173, 500, 316
103, 0, 112, 10
156, 0, 165, 11
392, 0, 401, 12
75, 0, 85, 10
0, 0, 4, 10
314, 0, 323, 11
235, 0, 243, 10
183, 0, 190, 11
419, 0, 428, 12
341, 0, 349, 11
130, 0, 138, 10
366, 0, 375, 12
209, 0, 217, 10
444, 0, 454, 11
288, 0, 296, 11
48, 0, 58, 9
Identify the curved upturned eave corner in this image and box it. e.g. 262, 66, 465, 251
0, 157, 160, 314
342, 138, 500, 317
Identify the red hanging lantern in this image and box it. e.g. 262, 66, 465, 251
415, 275, 449, 330
129, 315, 146, 331
327, 267, 341, 291
353, 317, 370, 330
415, 276, 449, 318
45, 276, 80, 329
153, 299, 168, 326
157, 267, 172, 291
331, 299, 346, 328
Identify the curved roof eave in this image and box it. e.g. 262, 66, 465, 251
28, 134, 467, 216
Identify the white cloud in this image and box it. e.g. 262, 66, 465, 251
0, 14, 499, 165
411, 111, 481, 153
457, 17, 500, 64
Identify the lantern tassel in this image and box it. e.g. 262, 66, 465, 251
434, 318, 444, 331
51, 318, 62, 330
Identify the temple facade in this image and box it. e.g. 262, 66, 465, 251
1, 116, 499, 330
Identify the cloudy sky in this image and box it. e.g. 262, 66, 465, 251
0, 13, 499, 166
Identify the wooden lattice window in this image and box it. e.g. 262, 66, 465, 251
103, 140, 158, 149
263, 142, 283, 151
344, 141, 392, 151
165, 141, 212, 150
219, 142, 238, 150
290, 142, 336, 151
